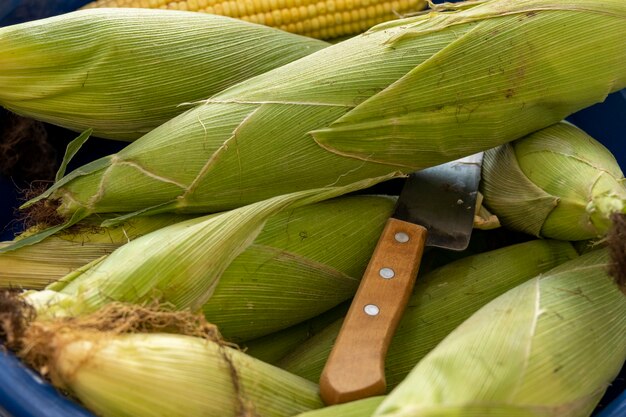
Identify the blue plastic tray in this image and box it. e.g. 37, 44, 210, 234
0, 1, 624, 416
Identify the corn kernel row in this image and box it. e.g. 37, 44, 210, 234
83, 0, 427, 38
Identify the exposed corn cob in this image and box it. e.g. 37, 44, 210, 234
82, 0, 428, 39
277, 240, 578, 387
0, 9, 327, 140
481, 121, 626, 241
4, 305, 323, 417
373, 249, 626, 417
22, 179, 398, 341
13, 0, 626, 252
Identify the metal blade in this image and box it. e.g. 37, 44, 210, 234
394, 153, 484, 251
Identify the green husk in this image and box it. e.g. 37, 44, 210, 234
243, 302, 350, 364
13, 0, 626, 251
0, 8, 327, 140
63, 333, 322, 417
295, 396, 385, 417
278, 240, 578, 387
23, 177, 399, 334
12, 306, 323, 417
1, 195, 497, 292
481, 121, 626, 240
374, 249, 626, 417
0, 214, 193, 289
201, 195, 395, 341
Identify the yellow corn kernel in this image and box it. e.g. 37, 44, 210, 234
305, 4, 315, 17
271, 9, 282, 24
317, 14, 327, 28
83, 0, 427, 39
281, 8, 291, 23
302, 18, 312, 32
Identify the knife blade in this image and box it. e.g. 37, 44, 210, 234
319, 152, 484, 405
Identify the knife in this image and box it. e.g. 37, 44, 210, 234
319, 153, 484, 405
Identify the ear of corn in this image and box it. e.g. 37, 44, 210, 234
481, 121, 626, 240
201, 195, 395, 341
0, 239, 117, 290
22, 177, 398, 329
373, 249, 626, 417
277, 239, 578, 386
0, 8, 327, 140
82, 0, 428, 40
0, 213, 196, 289
13, 0, 626, 251
28, 329, 323, 417
1, 195, 497, 293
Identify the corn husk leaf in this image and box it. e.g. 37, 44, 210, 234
24, 174, 399, 320
278, 239, 578, 387
374, 249, 626, 417
37, 329, 323, 417
2, 195, 497, 292
0, 238, 116, 290
201, 195, 395, 341
12, 0, 626, 251
296, 396, 385, 417
481, 121, 626, 240
0, 8, 327, 140
6, 195, 397, 341
0, 213, 193, 289
243, 302, 350, 364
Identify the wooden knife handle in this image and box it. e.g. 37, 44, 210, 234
319, 218, 427, 405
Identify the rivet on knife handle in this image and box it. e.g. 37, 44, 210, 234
319, 218, 426, 405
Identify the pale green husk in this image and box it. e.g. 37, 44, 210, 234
243, 302, 350, 364
481, 121, 626, 240
374, 249, 626, 417
23, 176, 398, 330
44, 331, 323, 417
14, 0, 626, 251
296, 396, 385, 417
278, 239, 578, 387
0, 8, 327, 140
0, 214, 193, 289
201, 195, 395, 341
